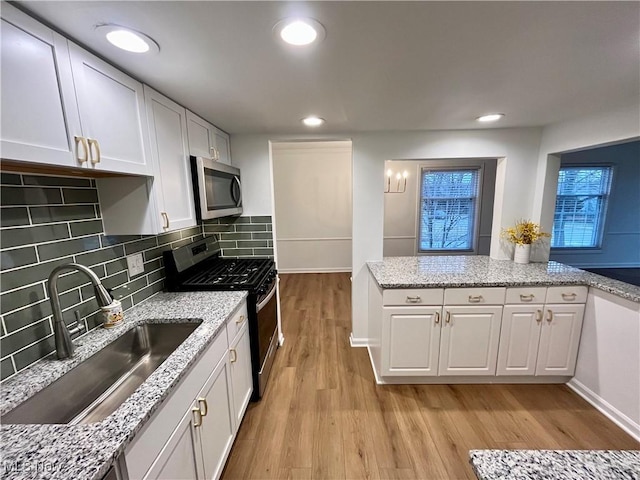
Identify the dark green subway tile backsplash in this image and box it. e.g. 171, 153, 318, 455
0, 172, 205, 382
203, 215, 273, 258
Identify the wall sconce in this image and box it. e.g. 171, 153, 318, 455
385, 169, 408, 193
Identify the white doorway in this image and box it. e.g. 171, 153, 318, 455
271, 140, 353, 273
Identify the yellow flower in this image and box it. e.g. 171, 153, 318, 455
501, 220, 551, 245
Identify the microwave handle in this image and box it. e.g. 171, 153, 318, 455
232, 176, 242, 207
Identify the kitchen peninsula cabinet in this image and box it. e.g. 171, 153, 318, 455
1, 4, 152, 175
367, 258, 591, 384
186, 111, 232, 165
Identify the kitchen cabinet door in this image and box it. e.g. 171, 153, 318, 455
438, 306, 502, 376
0, 5, 81, 167
496, 305, 543, 376
197, 353, 235, 480
535, 304, 585, 376
382, 306, 441, 376
68, 42, 152, 175
186, 110, 215, 159
142, 407, 202, 480
211, 126, 231, 165
144, 87, 197, 232
229, 322, 253, 427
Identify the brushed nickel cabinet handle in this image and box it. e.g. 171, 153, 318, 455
536, 309, 542, 323
161, 212, 169, 230
197, 397, 208, 417
546, 309, 553, 323
561, 293, 577, 301
445, 311, 451, 324
520, 294, 534, 302
88, 138, 101, 164
192, 406, 202, 427
74, 136, 88, 164
434, 311, 440, 324
406, 296, 421, 303
468, 295, 483, 303
230, 348, 237, 363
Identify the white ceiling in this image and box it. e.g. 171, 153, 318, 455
15, 1, 640, 135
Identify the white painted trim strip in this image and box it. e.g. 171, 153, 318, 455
278, 267, 352, 274
277, 237, 352, 242
567, 378, 640, 442
349, 333, 368, 348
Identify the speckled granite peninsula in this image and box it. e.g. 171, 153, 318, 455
367, 256, 640, 303
469, 449, 640, 480
0, 290, 247, 480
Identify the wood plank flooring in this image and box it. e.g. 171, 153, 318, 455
222, 273, 639, 480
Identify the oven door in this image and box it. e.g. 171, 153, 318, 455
256, 278, 278, 397
192, 156, 242, 219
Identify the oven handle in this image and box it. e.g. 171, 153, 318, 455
257, 281, 277, 312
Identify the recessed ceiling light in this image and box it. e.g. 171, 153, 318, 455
476, 113, 505, 123
95, 24, 159, 54
274, 18, 326, 46
302, 116, 325, 127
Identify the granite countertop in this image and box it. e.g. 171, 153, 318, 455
469, 449, 640, 479
367, 256, 640, 303
0, 290, 247, 480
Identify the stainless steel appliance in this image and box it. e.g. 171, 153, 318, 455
164, 236, 278, 400
190, 156, 242, 220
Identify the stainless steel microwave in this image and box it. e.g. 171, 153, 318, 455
190, 156, 242, 220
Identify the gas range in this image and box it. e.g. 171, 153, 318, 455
163, 236, 278, 400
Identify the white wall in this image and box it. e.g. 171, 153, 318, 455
531, 103, 640, 261
272, 141, 352, 273
568, 288, 640, 441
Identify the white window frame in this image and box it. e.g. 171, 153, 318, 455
551, 164, 614, 251
416, 162, 484, 255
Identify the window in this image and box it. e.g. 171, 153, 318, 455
418, 168, 481, 252
551, 166, 613, 248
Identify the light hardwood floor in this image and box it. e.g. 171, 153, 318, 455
222, 273, 639, 480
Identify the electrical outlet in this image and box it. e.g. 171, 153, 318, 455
126, 253, 145, 277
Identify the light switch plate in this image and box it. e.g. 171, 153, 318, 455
126, 253, 144, 277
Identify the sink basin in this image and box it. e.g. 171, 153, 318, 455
2, 322, 200, 425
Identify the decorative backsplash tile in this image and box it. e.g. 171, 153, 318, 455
203, 216, 274, 258
0, 172, 204, 381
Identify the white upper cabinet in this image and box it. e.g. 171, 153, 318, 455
0, 5, 152, 175
186, 110, 231, 165
0, 5, 80, 167
68, 43, 152, 175
144, 86, 197, 232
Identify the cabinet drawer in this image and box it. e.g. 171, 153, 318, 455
383, 289, 443, 306
505, 287, 547, 304
444, 287, 505, 305
226, 303, 248, 345
125, 325, 228, 480
545, 286, 588, 304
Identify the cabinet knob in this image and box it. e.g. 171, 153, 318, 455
434, 311, 440, 324
468, 295, 483, 303
445, 311, 451, 324
87, 138, 101, 164
546, 309, 553, 323
536, 309, 543, 323
406, 296, 421, 303
520, 294, 534, 302
230, 348, 237, 363
236, 314, 245, 325
161, 212, 170, 230
561, 292, 577, 301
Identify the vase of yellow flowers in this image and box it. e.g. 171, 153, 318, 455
501, 220, 550, 264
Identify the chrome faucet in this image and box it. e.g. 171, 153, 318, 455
48, 263, 113, 359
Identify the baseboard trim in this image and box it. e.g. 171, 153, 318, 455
278, 267, 352, 274
567, 378, 640, 442
349, 334, 368, 348
366, 346, 384, 385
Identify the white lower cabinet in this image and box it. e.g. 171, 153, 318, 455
535, 304, 585, 376
372, 281, 587, 382
496, 303, 585, 376
125, 303, 251, 480
438, 306, 503, 376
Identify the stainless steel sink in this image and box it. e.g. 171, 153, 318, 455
2, 322, 200, 425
